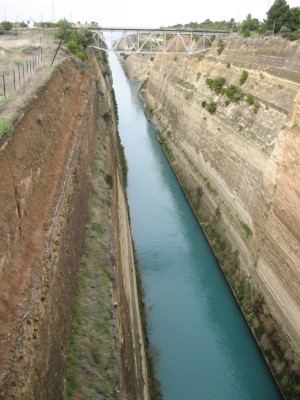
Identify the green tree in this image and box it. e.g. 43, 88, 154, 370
242, 13, 260, 34
55, 18, 73, 39
1, 21, 13, 31
289, 7, 300, 31
265, 0, 291, 33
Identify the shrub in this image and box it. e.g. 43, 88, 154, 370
201, 100, 207, 108
246, 94, 255, 105
55, 19, 94, 60
217, 39, 225, 55
242, 28, 251, 37
253, 100, 260, 114
206, 77, 226, 94
186, 91, 195, 100
227, 62, 231, 68
102, 112, 111, 123
75, 50, 86, 60
105, 173, 113, 188
223, 85, 244, 102
239, 70, 249, 85
241, 221, 253, 237
1, 21, 13, 31
207, 101, 217, 114
67, 40, 78, 53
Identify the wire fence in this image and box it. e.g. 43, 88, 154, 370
1, 48, 43, 102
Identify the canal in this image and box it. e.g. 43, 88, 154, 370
108, 52, 282, 400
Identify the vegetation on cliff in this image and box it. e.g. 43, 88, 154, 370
55, 19, 94, 60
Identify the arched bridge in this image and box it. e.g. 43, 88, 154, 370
92, 27, 230, 55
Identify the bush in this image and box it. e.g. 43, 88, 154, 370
102, 112, 111, 123
206, 77, 226, 94
246, 94, 255, 105
223, 85, 244, 102
242, 28, 251, 37
253, 100, 260, 114
241, 221, 253, 237
75, 50, 86, 60
67, 40, 78, 53
55, 19, 94, 60
284, 30, 300, 40
207, 101, 217, 114
105, 173, 113, 188
239, 70, 249, 85
217, 39, 225, 55
1, 21, 13, 31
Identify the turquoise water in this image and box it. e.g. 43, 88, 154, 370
108, 53, 283, 400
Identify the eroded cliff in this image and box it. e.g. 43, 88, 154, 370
141, 36, 300, 398
0, 50, 149, 399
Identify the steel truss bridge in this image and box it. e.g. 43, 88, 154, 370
92, 27, 230, 55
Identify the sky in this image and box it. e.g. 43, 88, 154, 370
1, 0, 299, 27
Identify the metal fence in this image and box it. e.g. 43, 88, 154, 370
1, 48, 43, 101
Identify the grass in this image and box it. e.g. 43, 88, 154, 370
0, 118, 13, 138
240, 221, 253, 238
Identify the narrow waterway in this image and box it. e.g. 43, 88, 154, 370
109, 53, 283, 400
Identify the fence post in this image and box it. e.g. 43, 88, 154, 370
22, 63, 25, 80
18, 65, 21, 89
3, 75, 6, 100
13, 70, 16, 92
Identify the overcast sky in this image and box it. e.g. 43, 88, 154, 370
1, 0, 299, 27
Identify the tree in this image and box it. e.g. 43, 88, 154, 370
55, 18, 73, 39
288, 7, 300, 31
241, 13, 260, 37
227, 18, 237, 31
1, 21, 13, 31
265, 0, 291, 33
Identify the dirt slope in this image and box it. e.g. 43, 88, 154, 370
0, 57, 97, 398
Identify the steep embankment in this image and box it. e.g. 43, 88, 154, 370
0, 51, 149, 399
142, 36, 300, 398
0, 57, 96, 399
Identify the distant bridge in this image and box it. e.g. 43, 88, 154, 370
91, 27, 230, 55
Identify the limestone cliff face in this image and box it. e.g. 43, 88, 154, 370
121, 54, 154, 81
144, 37, 300, 355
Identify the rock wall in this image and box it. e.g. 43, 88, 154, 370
0, 58, 97, 398
144, 37, 300, 358
121, 53, 154, 82
0, 52, 149, 399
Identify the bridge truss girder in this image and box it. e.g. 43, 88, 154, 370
92, 28, 229, 55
